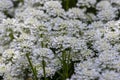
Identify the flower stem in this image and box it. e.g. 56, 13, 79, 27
26, 53, 38, 80
42, 57, 47, 80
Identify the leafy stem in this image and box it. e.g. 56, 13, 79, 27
42, 57, 47, 80
57, 50, 71, 79
26, 53, 38, 80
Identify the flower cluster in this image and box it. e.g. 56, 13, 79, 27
0, 0, 120, 80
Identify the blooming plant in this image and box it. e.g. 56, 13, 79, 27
0, 0, 120, 80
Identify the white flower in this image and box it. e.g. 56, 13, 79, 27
88, 21, 104, 29
66, 8, 86, 19
15, 7, 49, 21
100, 70, 120, 80
114, 20, 120, 29
16, 32, 30, 41
96, 1, 111, 10
93, 39, 112, 52
71, 59, 100, 80
43, 1, 64, 17
66, 20, 86, 37
46, 8, 65, 17
77, 0, 96, 7
49, 36, 86, 52
97, 7, 117, 21
103, 21, 120, 42
0, 12, 6, 22
104, 31, 119, 40
0, 63, 6, 75
32, 48, 54, 60
0, 0, 13, 11
31, 47, 60, 77
98, 50, 118, 62
44, 1, 62, 9
113, 44, 120, 52
24, 0, 50, 6
2, 49, 15, 61
106, 21, 118, 29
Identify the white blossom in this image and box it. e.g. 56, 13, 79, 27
77, 0, 97, 7
0, 0, 13, 11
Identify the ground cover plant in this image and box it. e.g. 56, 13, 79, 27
0, 0, 120, 80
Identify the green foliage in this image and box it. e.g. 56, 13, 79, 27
57, 50, 72, 79
62, 0, 77, 11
